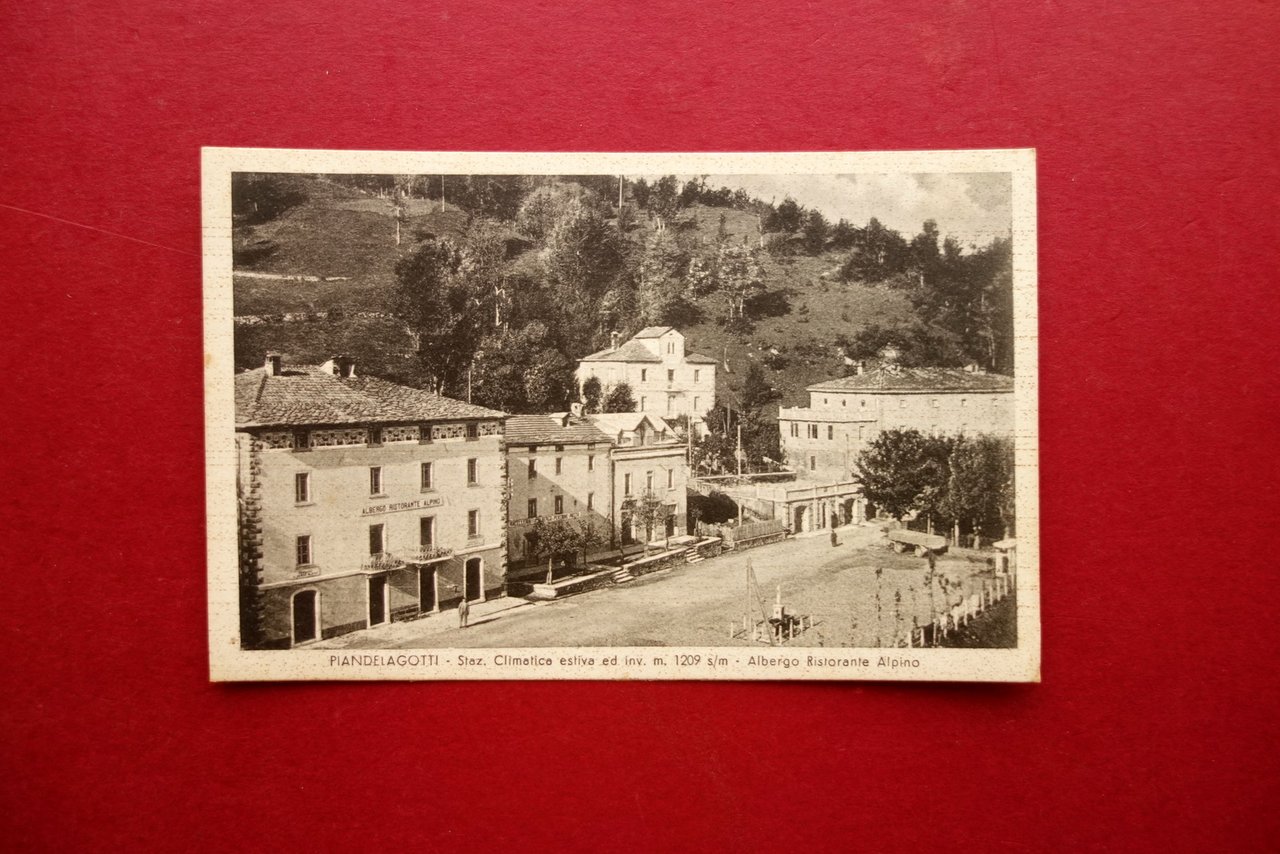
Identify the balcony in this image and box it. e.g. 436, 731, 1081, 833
361, 552, 407, 573
403, 544, 454, 565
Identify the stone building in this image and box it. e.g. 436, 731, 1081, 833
234, 354, 507, 649
504, 414, 614, 568
779, 349, 1014, 480
587, 412, 690, 545
576, 326, 718, 422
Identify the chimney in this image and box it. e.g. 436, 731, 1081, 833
610, 330, 621, 350
854, 360, 865, 376
570, 402, 584, 418
324, 355, 356, 377
265, 353, 283, 376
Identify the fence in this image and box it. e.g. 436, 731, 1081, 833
901, 572, 1015, 648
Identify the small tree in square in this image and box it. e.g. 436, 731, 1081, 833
527, 517, 583, 584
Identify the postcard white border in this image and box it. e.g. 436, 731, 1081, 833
203, 147, 1039, 682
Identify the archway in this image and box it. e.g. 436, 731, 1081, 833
292, 590, 318, 646
464, 557, 483, 602
793, 504, 808, 533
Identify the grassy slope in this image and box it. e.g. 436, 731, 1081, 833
233, 179, 917, 405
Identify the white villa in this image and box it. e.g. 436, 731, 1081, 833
576, 327, 718, 423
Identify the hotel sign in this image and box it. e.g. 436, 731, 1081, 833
361, 496, 444, 517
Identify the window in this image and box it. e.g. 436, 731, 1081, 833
528, 498, 538, 519
295, 535, 312, 566
294, 472, 310, 503
420, 516, 434, 546
842, 399, 846, 407
809, 455, 816, 471
529, 444, 538, 454
467, 510, 480, 538
587, 492, 594, 511
293, 429, 309, 450
646, 471, 654, 491
467, 458, 478, 485
369, 466, 383, 496
368, 524, 384, 556
420, 462, 433, 490
419, 422, 433, 443
824, 397, 828, 405
667, 341, 674, 354
640, 396, 647, 410
555, 457, 563, 475
368, 427, 383, 446
624, 473, 633, 495
466, 422, 479, 440
528, 459, 537, 479
694, 396, 700, 411
858, 426, 865, 440
640, 369, 648, 382
554, 495, 564, 515
828, 425, 834, 440
667, 470, 674, 489
809, 424, 819, 439
666, 396, 673, 412
790, 422, 798, 438
694, 370, 700, 383
667, 369, 675, 382
860, 399, 866, 408
587, 455, 595, 472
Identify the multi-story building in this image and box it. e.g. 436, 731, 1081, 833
235, 353, 507, 649
587, 412, 690, 545
504, 414, 614, 568
778, 349, 1014, 480
576, 327, 718, 422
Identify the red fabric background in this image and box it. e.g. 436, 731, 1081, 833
1, 2, 1277, 851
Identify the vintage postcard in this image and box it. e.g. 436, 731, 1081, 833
204, 148, 1039, 681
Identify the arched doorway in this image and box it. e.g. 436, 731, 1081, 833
464, 557, 483, 602
292, 590, 318, 646
793, 504, 808, 533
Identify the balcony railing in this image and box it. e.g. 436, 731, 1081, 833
361, 552, 406, 573
403, 544, 453, 565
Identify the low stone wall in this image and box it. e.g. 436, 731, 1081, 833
526, 568, 615, 600
625, 549, 686, 578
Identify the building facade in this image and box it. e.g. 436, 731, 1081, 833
576, 326, 718, 422
235, 354, 507, 649
504, 414, 614, 568
587, 412, 690, 545
778, 355, 1015, 481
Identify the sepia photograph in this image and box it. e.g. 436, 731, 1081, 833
204, 149, 1039, 681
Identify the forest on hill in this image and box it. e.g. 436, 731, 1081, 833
232, 171, 1013, 468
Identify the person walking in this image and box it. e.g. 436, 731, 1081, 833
458, 597, 470, 629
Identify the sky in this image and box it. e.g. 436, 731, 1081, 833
665, 173, 1012, 248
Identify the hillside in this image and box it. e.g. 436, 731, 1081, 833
231, 175, 918, 407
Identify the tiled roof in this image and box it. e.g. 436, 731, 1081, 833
235, 366, 506, 428
684, 352, 719, 364
504, 414, 611, 445
579, 340, 662, 363
808, 367, 1014, 393
632, 326, 674, 339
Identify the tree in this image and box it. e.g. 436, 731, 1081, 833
855, 429, 947, 521
603, 382, 636, 413
581, 376, 603, 413
393, 238, 484, 395
471, 322, 574, 413
527, 517, 582, 583
576, 519, 606, 565
718, 243, 765, 324
765, 196, 804, 233
944, 434, 1014, 544
801, 209, 829, 254
840, 217, 910, 282
628, 489, 668, 543
829, 218, 857, 250
636, 231, 692, 326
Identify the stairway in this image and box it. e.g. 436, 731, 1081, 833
611, 567, 635, 584
684, 547, 704, 564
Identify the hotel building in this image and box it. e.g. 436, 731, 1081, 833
235, 354, 507, 649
